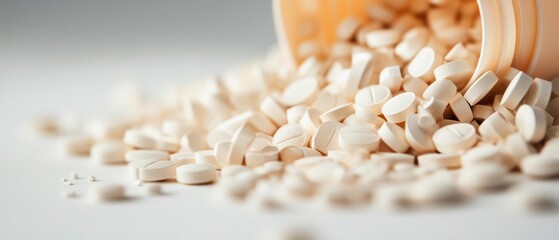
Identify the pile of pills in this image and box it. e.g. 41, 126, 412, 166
36, 0, 559, 211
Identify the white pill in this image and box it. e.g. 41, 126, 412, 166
279, 146, 321, 164
472, 105, 495, 121
338, 125, 380, 152
449, 93, 473, 123
195, 150, 220, 169
304, 162, 343, 184
542, 138, 559, 156
478, 112, 515, 143
346, 59, 377, 101
245, 147, 279, 168
319, 103, 355, 122
379, 66, 404, 93
311, 121, 344, 154
418, 97, 446, 120
286, 105, 308, 124
492, 95, 516, 124
433, 60, 473, 89
432, 123, 477, 153
458, 164, 508, 191
407, 47, 442, 82
503, 133, 536, 164
521, 155, 559, 178
381, 92, 417, 123
354, 85, 392, 115
461, 145, 503, 168
227, 124, 256, 165
58, 135, 93, 156
272, 123, 308, 151
501, 72, 532, 109
463, 71, 499, 105
404, 114, 436, 153
523, 78, 552, 109
170, 151, 196, 167
87, 183, 125, 202
179, 129, 208, 152
299, 108, 322, 136
176, 163, 216, 185
125, 150, 169, 162
422, 79, 457, 104
123, 129, 156, 149
402, 75, 428, 96
378, 122, 409, 153
365, 29, 401, 48
418, 153, 461, 168
90, 141, 126, 165
281, 77, 319, 106
395, 27, 430, 61
259, 97, 287, 126
134, 160, 175, 182
515, 105, 547, 143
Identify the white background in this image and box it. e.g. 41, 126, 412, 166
1, 1, 558, 239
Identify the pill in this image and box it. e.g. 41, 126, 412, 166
58, 135, 93, 156
272, 123, 308, 151
547, 97, 559, 119
365, 29, 402, 48
176, 163, 216, 185
245, 147, 280, 168
418, 97, 446, 120
408, 178, 461, 205
523, 78, 552, 109
379, 66, 404, 93
461, 145, 503, 168
170, 151, 196, 167
179, 129, 208, 152
304, 162, 343, 184
338, 125, 380, 152
281, 77, 319, 106
319, 103, 354, 122
123, 129, 157, 149
346, 59, 376, 101
88, 176, 96, 182
478, 112, 515, 143
515, 105, 547, 143
501, 72, 532, 110
354, 85, 392, 115
378, 122, 409, 153
286, 105, 308, 124
125, 150, 169, 162
418, 153, 461, 169
90, 141, 126, 165
458, 164, 508, 191
381, 92, 417, 123
433, 60, 473, 89
87, 183, 125, 202
259, 97, 287, 126
445, 43, 476, 64
432, 123, 477, 153
407, 47, 442, 82
132, 160, 175, 182
195, 150, 220, 169
520, 155, 559, 178
156, 137, 179, 152
395, 27, 430, 61
449, 93, 473, 123
422, 79, 457, 104
472, 105, 494, 121
404, 114, 436, 153
227, 123, 257, 165
463, 71, 499, 105
503, 133, 536, 164
278, 146, 321, 164
402, 75, 428, 96
311, 121, 344, 154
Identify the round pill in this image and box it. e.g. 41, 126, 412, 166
227, 124, 257, 165
381, 92, 417, 123
365, 29, 402, 48
501, 72, 532, 110
515, 105, 547, 143
417, 153, 461, 169
272, 123, 309, 151
458, 164, 509, 191
354, 85, 392, 115
407, 47, 442, 82
279, 146, 321, 164
461, 145, 503, 168
433, 59, 473, 89
521, 155, 559, 178
319, 103, 355, 122
404, 114, 436, 153
123, 129, 156, 149
125, 150, 170, 162
463, 70, 499, 105
523, 78, 552, 109
378, 122, 409, 153
176, 163, 216, 185
449, 93, 473, 123
432, 123, 477, 153
379, 66, 404, 93
281, 77, 319, 106
338, 125, 380, 152
346, 59, 376, 101
90, 141, 126, 165
311, 121, 344, 154
422, 79, 457, 104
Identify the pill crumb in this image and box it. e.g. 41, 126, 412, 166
88, 176, 96, 182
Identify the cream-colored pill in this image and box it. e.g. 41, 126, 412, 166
395, 27, 430, 61
286, 105, 308, 124
463, 71, 499, 105
179, 129, 208, 152
371, 153, 415, 167
87, 183, 125, 202
472, 105, 494, 122
259, 97, 287, 126
311, 94, 347, 113
432, 123, 477, 153
227, 124, 256, 165
272, 123, 308, 151
418, 97, 446, 120
245, 146, 279, 168
304, 162, 343, 184
365, 29, 401, 48
503, 133, 536, 164
156, 137, 179, 152
281, 77, 319, 107
299, 108, 322, 136
422, 79, 457, 104
248, 111, 278, 136
402, 75, 428, 96
338, 125, 380, 152
542, 138, 559, 156
176, 163, 216, 184
445, 43, 475, 64
249, 136, 272, 152
378, 122, 409, 153
458, 164, 508, 191
319, 103, 354, 122
346, 59, 376, 101
516, 105, 547, 143
407, 47, 442, 82
501, 72, 532, 110
461, 145, 503, 168
433, 60, 473, 89
58, 135, 93, 156
195, 150, 220, 169
354, 85, 392, 115
170, 151, 195, 167
311, 121, 344, 154
379, 66, 404, 93
478, 112, 515, 143
405, 114, 436, 153
418, 153, 460, 168
123, 129, 156, 149
214, 141, 232, 166
521, 155, 559, 178
353, 104, 386, 127
381, 92, 417, 123
161, 119, 187, 138
220, 165, 249, 179
523, 78, 552, 109
449, 93, 473, 123
138, 160, 175, 182
90, 141, 126, 165
279, 146, 321, 164
125, 150, 169, 162
408, 178, 461, 205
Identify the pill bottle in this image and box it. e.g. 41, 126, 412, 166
273, 0, 559, 87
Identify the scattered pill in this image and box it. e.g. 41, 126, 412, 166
176, 163, 216, 185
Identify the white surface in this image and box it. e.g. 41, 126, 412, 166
0, 52, 558, 240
